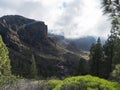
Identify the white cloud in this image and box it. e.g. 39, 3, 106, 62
50, 0, 111, 38
0, 0, 111, 39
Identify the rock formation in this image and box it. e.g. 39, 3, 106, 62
0, 15, 88, 78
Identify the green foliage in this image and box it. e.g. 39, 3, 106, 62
53, 75, 120, 90
0, 75, 119, 90
10, 47, 32, 78
102, 0, 120, 80
0, 36, 17, 89
0, 36, 11, 76
111, 64, 120, 82
30, 54, 38, 78
112, 38, 120, 67
103, 29, 120, 79
90, 38, 104, 77
102, 0, 120, 18
0, 75, 17, 89
46, 80, 62, 90
103, 35, 115, 78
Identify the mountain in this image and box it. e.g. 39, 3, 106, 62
49, 34, 96, 51
0, 15, 88, 78
67, 36, 96, 51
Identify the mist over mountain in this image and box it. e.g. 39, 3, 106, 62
0, 15, 89, 78
0, 0, 120, 89
49, 33, 106, 51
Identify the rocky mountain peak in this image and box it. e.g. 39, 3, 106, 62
0, 15, 48, 48
0, 15, 87, 78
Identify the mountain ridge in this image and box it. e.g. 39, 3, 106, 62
0, 15, 88, 78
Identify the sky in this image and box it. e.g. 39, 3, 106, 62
0, 0, 111, 39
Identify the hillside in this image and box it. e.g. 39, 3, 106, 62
0, 15, 89, 78
49, 34, 96, 51
49, 34, 90, 60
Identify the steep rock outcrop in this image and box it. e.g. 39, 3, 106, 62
0, 15, 87, 78
18, 21, 47, 45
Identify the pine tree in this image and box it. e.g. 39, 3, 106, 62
0, 36, 11, 76
112, 37, 120, 67
90, 43, 96, 75
90, 38, 103, 77
103, 34, 115, 77
102, 0, 120, 79
30, 54, 38, 78
103, 18, 120, 78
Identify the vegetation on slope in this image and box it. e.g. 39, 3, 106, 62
0, 36, 11, 76
0, 75, 17, 90
0, 35, 17, 90
3, 75, 119, 90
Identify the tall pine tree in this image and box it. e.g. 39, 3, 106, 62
103, 34, 115, 77
102, 0, 120, 76
30, 54, 38, 78
0, 36, 11, 76
90, 38, 103, 77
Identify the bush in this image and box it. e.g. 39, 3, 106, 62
53, 75, 120, 90
0, 75, 17, 89
46, 80, 62, 90
0, 36, 11, 76
1, 75, 120, 90
111, 64, 120, 82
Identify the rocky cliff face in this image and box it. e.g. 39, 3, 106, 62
0, 15, 47, 50
0, 15, 88, 78
18, 21, 47, 45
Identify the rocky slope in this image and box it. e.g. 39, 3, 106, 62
0, 15, 88, 78
49, 34, 96, 51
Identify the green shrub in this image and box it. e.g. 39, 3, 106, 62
46, 80, 62, 90
0, 36, 11, 76
111, 64, 120, 82
53, 75, 120, 90
1, 75, 120, 90
0, 75, 17, 89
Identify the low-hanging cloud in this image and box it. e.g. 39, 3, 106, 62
51, 0, 111, 38
0, 0, 111, 39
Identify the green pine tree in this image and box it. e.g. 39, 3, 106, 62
90, 38, 103, 77
103, 18, 120, 78
0, 36, 11, 76
30, 54, 38, 78
102, 0, 120, 79
112, 38, 120, 67
103, 34, 115, 77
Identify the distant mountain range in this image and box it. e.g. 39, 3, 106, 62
49, 34, 106, 51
